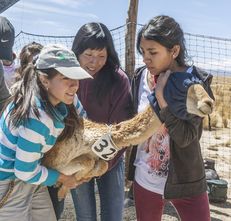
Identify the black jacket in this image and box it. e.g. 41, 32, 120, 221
127, 66, 214, 199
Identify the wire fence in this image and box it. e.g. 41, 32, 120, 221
14, 23, 231, 198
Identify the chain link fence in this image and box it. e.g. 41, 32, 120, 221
14, 23, 231, 198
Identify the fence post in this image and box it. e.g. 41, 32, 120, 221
124, 0, 139, 194
125, 0, 139, 79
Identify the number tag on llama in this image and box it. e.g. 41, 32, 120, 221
91, 134, 119, 161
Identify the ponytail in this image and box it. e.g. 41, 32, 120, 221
9, 63, 40, 127
15, 42, 43, 82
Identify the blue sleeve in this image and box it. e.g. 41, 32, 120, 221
14, 119, 60, 186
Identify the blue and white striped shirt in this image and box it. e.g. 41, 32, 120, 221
0, 94, 86, 186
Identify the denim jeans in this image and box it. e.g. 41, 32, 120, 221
71, 157, 125, 221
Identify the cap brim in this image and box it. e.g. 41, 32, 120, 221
55, 67, 93, 80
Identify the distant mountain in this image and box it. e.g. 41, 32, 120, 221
199, 67, 231, 77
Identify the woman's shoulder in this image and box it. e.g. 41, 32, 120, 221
113, 68, 131, 89
31, 97, 55, 123
116, 68, 129, 80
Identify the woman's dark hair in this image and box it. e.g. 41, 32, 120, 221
137, 15, 188, 66
72, 22, 120, 103
8, 66, 80, 141
15, 42, 43, 81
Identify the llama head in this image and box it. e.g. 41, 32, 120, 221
149, 71, 214, 120
187, 83, 213, 117
165, 71, 214, 119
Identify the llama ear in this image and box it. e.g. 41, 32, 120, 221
163, 71, 214, 120
186, 84, 213, 117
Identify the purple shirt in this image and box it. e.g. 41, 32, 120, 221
77, 68, 132, 169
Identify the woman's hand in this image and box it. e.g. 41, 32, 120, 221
155, 70, 171, 109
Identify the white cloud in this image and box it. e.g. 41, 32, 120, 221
47, 0, 91, 7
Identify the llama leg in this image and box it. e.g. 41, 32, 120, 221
57, 185, 69, 200
84, 159, 108, 179
59, 154, 95, 177
57, 155, 95, 200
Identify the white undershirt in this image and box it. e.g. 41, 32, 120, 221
134, 68, 170, 195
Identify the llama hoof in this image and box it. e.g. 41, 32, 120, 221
58, 186, 69, 200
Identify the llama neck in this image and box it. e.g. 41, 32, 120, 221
111, 105, 161, 147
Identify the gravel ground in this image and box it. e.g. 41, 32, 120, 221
60, 193, 231, 221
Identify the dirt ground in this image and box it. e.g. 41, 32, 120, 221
60, 193, 231, 221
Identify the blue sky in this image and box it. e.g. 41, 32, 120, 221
1, 0, 231, 39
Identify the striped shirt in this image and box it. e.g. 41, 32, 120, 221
0, 94, 86, 186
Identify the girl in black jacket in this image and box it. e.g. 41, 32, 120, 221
128, 15, 213, 221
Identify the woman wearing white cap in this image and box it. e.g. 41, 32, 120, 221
0, 44, 92, 221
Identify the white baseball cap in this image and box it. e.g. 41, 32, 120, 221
35, 44, 92, 80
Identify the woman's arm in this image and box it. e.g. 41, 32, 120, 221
160, 107, 201, 147
15, 120, 79, 188
155, 70, 201, 148
14, 121, 60, 186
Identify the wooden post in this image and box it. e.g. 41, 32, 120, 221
124, 0, 139, 195
125, 0, 139, 79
